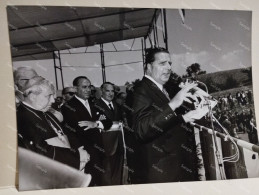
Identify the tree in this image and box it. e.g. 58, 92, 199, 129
204, 77, 221, 93
224, 76, 239, 89
242, 67, 252, 85
164, 72, 182, 97
186, 63, 206, 79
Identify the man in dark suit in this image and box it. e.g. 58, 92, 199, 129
17, 76, 89, 171
61, 76, 112, 186
95, 82, 124, 185
130, 47, 201, 184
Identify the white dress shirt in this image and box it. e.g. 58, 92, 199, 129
144, 75, 163, 91
101, 97, 114, 110
75, 95, 104, 129
75, 95, 92, 116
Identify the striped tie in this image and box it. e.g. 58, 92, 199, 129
162, 88, 170, 101
108, 103, 114, 112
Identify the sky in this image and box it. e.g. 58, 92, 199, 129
13, 9, 252, 89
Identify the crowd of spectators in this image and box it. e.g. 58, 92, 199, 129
213, 90, 258, 144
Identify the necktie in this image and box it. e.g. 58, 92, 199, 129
162, 88, 170, 101
85, 100, 92, 117
108, 103, 114, 112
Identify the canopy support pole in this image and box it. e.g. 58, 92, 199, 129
100, 44, 106, 83
163, 9, 169, 50
52, 52, 58, 90
57, 50, 64, 89
141, 38, 145, 74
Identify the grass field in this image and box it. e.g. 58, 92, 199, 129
211, 85, 253, 97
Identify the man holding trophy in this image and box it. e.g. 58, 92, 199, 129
130, 47, 213, 184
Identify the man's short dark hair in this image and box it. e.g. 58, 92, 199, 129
90, 85, 96, 90
100, 82, 115, 90
144, 47, 170, 71
145, 47, 169, 65
73, 76, 89, 86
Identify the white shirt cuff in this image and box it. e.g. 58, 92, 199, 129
96, 121, 104, 130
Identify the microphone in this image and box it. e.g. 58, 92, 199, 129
195, 80, 208, 93
177, 79, 218, 118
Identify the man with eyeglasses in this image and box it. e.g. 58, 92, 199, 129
62, 87, 77, 102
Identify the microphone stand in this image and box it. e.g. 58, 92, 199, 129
196, 81, 226, 180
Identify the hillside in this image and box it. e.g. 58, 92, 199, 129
196, 67, 252, 93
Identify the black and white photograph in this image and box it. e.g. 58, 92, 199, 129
6, 5, 259, 191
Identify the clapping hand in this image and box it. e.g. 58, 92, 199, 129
98, 114, 106, 121
169, 80, 198, 111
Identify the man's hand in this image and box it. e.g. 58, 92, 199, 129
78, 146, 90, 171
78, 121, 98, 131
182, 108, 202, 123
169, 81, 198, 111
182, 99, 209, 123
98, 114, 106, 121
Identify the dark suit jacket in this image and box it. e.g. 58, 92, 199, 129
61, 96, 112, 186
94, 98, 124, 185
94, 98, 123, 155
130, 77, 197, 184
94, 99, 121, 121
17, 103, 80, 169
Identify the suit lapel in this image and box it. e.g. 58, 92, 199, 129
142, 77, 170, 103
112, 100, 118, 118
72, 97, 93, 119
99, 99, 114, 120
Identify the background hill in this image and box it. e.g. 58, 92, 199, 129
196, 67, 252, 94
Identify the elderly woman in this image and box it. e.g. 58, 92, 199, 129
17, 76, 89, 170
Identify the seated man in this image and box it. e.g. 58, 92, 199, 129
17, 76, 89, 170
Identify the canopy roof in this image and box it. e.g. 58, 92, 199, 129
7, 6, 159, 61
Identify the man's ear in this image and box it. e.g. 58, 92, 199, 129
146, 63, 152, 75
28, 93, 36, 102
